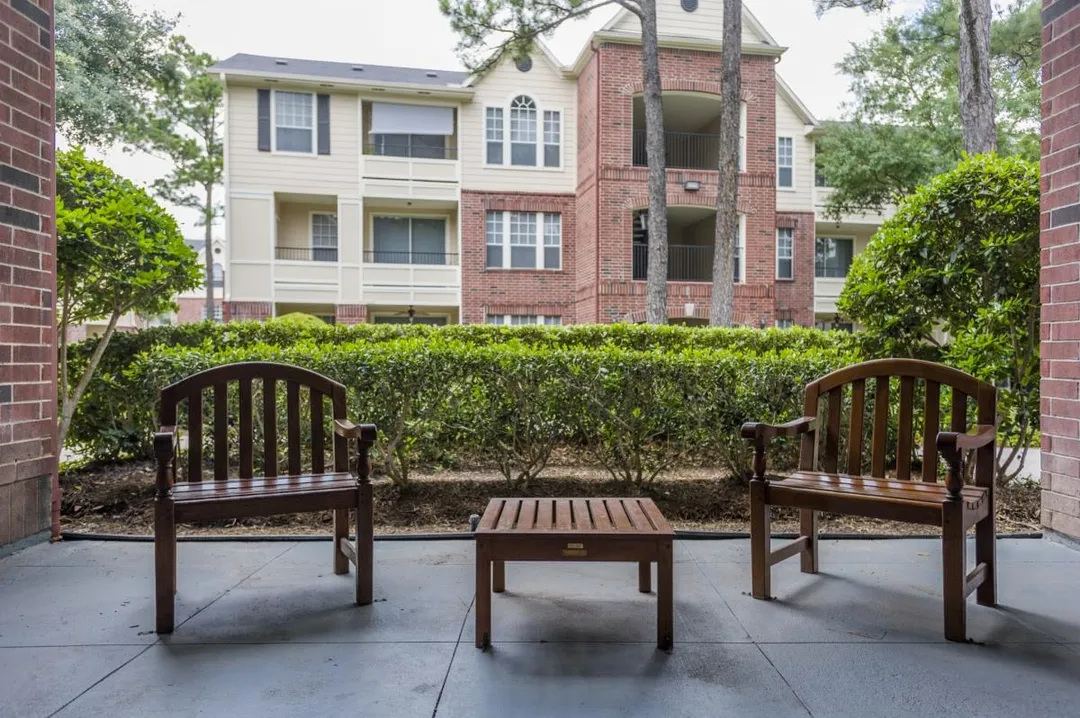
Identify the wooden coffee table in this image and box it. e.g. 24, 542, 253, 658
474, 497, 675, 650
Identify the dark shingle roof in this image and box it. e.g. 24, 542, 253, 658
210, 54, 469, 88
185, 239, 206, 252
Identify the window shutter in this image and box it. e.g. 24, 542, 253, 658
317, 94, 331, 155
257, 89, 271, 152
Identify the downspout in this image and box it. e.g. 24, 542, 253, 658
594, 45, 601, 324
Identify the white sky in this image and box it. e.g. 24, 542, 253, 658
96, 0, 925, 238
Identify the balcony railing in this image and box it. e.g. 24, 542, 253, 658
632, 130, 720, 171
275, 246, 338, 262
364, 142, 458, 161
632, 243, 714, 283
364, 250, 459, 266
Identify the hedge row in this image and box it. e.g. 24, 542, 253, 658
66, 321, 864, 459
129, 338, 857, 486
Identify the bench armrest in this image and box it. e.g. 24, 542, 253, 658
740, 417, 817, 482
937, 424, 997, 496
154, 426, 178, 497
334, 419, 378, 481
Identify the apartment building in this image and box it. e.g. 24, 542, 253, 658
212, 0, 888, 327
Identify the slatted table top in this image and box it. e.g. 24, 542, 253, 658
477, 498, 674, 537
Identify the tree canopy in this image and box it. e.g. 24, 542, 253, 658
838, 154, 1040, 479
815, 0, 1040, 217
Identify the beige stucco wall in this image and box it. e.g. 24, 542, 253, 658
609, 1, 770, 43
276, 200, 338, 250
775, 90, 814, 213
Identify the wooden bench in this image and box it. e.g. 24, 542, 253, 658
474, 497, 675, 650
741, 358, 997, 642
154, 362, 376, 634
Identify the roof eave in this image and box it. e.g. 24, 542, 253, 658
776, 75, 819, 127
591, 30, 787, 58
211, 68, 476, 97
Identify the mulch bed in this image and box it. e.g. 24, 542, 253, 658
60, 460, 1043, 537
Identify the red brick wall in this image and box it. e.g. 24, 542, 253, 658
0, 0, 55, 545
775, 211, 816, 327
460, 191, 577, 324
176, 297, 222, 324
335, 304, 366, 325
580, 43, 787, 324
225, 301, 272, 322
1041, 0, 1080, 540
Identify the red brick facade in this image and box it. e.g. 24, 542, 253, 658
1, 0, 56, 545
225, 301, 272, 322
1041, 0, 1080, 541
176, 297, 223, 323
335, 304, 367, 325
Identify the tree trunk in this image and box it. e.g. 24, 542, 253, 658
958, 0, 995, 154
57, 310, 122, 452
711, 0, 742, 326
204, 185, 216, 321
640, 0, 670, 325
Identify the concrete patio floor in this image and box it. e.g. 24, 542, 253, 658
1, 536, 1078, 718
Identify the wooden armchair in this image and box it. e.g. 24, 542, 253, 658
154, 362, 376, 634
741, 358, 997, 641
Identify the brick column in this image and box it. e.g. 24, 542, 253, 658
0, 0, 56, 545
1041, 0, 1080, 540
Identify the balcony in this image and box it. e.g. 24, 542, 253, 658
362, 102, 459, 202
276, 246, 338, 262
632, 243, 714, 282
364, 250, 459, 266
632, 130, 720, 172
630, 92, 742, 172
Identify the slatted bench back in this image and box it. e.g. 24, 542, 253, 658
801, 359, 997, 483
159, 362, 348, 482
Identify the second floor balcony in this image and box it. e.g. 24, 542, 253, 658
630, 93, 744, 172
362, 101, 459, 201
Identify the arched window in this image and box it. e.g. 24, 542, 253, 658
509, 95, 537, 166
212, 263, 224, 287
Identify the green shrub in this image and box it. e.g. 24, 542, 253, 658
272, 312, 331, 329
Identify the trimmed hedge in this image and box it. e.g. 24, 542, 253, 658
66, 321, 863, 460
132, 337, 856, 486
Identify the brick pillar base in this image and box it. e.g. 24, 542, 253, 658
225, 302, 272, 322
1040, 0, 1080, 540
335, 304, 367, 325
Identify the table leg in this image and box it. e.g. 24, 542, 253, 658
476, 543, 492, 649
638, 561, 651, 593
657, 540, 673, 650
493, 560, 505, 593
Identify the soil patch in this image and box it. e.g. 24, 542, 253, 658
61, 460, 1043, 537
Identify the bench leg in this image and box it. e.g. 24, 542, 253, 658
639, 561, 651, 593
750, 479, 771, 600
800, 509, 819, 574
333, 507, 349, 575
657, 540, 673, 650
154, 497, 176, 634
492, 560, 505, 593
356, 484, 374, 606
476, 542, 492, 650
975, 509, 996, 608
942, 500, 967, 642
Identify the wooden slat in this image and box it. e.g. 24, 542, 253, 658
213, 382, 228, 481
896, 377, 915, 480
188, 389, 203, 482
517, 499, 537, 530
623, 498, 652, 532
847, 379, 866, 476
571, 499, 591, 530
239, 378, 253, 479
173, 473, 356, 500
965, 562, 989, 597
554, 500, 572, 531
286, 381, 301, 476
477, 498, 505, 531
536, 499, 554, 531
607, 499, 633, 531
497, 499, 521, 530
590, 499, 614, 531
639, 500, 674, 534
823, 388, 842, 474
871, 377, 890, 478
922, 380, 940, 482
951, 389, 968, 433
263, 379, 277, 477
332, 390, 348, 473
311, 390, 325, 475
782, 473, 987, 506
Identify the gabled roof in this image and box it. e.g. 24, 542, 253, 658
462, 38, 570, 87
600, 3, 778, 46
776, 75, 818, 127
210, 54, 469, 88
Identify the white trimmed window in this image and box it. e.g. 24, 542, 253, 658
776, 319, 794, 329
311, 212, 338, 262
733, 221, 745, 283
274, 91, 314, 153
486, 211, 562, 270
371, 216, 447, 265
486, 315, 562, 326
815, 237, 855, 278
201, 305, 223, 321
777, 228, 794, 280
485, 95, 561, 168
777, 136, 794, 188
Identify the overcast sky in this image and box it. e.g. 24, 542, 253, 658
96, 0, 925, 237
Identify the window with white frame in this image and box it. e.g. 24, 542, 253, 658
371, 216, 447, 265
310, 213, 338, 262
815, 237, 854, 278
485, 107, 504, 164
486, 95, 561, 168
777, 228, 794, 280
776, 318, 794, 329
733, 223, 745, 283
777, 136, 794, 188
274, 91, 314, 153
486, 315, 562, 326
486, 211, 561, 270
201, 305, 223, 321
